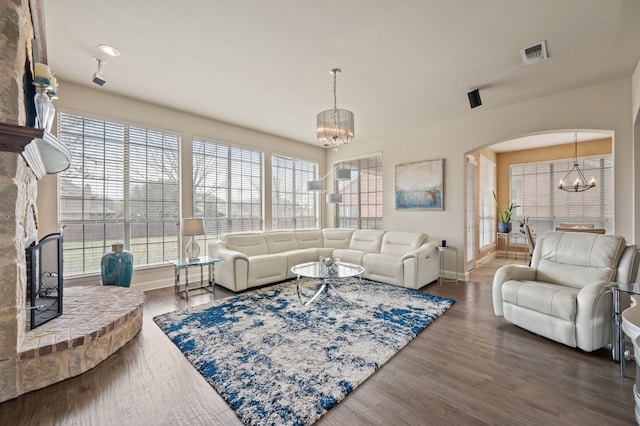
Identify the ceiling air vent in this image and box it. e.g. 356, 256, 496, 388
520, 41, 548, 65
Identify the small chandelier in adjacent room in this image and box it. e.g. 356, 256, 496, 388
557, 132, 596, 192
316, 68, 355, 148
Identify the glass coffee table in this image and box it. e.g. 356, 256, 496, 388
291, 261, 365, 306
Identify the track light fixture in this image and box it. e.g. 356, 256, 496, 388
92, 57, 107, 86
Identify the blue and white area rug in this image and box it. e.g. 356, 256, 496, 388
153, 278, 454, 426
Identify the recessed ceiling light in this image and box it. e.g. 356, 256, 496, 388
98, 44, 121, 57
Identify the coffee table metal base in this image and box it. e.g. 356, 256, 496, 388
291, 261, 365, 307
296, 275, 363, 306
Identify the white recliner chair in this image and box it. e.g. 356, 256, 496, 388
493, 232, 639, 352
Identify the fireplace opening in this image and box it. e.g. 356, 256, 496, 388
26, 232, 63, 329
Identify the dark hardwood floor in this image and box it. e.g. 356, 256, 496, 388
1, 258, 635, 425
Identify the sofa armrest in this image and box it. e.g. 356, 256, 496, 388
575, 281, 612, 351
401, 240, 437, 261
209, 240, 247, 260
208, 240, 250, 291
492, 265, 536, 316
402, 241, 439, 288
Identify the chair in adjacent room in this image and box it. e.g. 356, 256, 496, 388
555, 227, 606, 234
523, 223, 535, 265
558, 223, 595, 229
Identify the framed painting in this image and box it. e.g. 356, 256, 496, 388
395, 158, 444, 210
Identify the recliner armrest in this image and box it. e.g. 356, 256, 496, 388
616, 245, 640, 284
575, 280, 613, 351
492, 265, 536, 316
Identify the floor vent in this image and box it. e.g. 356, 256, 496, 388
521, 41, 548, 65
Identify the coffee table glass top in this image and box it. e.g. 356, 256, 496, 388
291, 261, 364, 279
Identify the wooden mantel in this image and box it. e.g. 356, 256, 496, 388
0, 122, 44, 153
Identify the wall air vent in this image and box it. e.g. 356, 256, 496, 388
520, 41, 548, 65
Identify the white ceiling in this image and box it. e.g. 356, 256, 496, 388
42, 1, 640, 148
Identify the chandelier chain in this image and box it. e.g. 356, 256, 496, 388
333, 71, 337, 111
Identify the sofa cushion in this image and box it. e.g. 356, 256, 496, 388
535, 232, 626, 289
332, 249, 366, 266
247, 254, 288, 286
322, 228, 354, 249
294, 229, 324, 249
380, 231, 427, 256
285, 249, 324, 278
363, 253, 404, 286
349, 230, 384, 253
502, 280, 578, 321
224, 233, 269, 256
264, 231, 298, 254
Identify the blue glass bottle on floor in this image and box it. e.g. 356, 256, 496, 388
101, 243, 133, 287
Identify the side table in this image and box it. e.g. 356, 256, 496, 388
607, 282, 640, 377
437, 245, 459, 286
168, 256, 224, 300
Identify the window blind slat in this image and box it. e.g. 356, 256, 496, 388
336, 155, 383, 230
58, 112, 180, 276
272, 154, 318, 229
193, 137, 264, 252
510, 155, 612, 234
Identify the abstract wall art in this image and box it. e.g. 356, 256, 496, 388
395, 158, 444, 210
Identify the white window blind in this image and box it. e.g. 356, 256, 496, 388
272, 154, 318, 229
193, 137, 263, 254
58, 112, 180, 276
335, 155, 383, 230
510, 155, 612, 235
479, 155, 496, 249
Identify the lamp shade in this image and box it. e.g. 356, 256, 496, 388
307, 180, 323, 191
316, 109, 355, 147
326, 193, 343, 203
181, 218, 205, 236
335, 168, 351, 181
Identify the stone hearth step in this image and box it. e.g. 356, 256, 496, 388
16, 285, 144, 397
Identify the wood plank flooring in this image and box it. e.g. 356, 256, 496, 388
1, 258, 635, 425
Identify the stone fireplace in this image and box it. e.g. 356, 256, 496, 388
0, 0, 144, 403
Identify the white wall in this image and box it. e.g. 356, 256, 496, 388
328, 76, 635, 260
39, 76, 636, 288
632, 59, 640, 243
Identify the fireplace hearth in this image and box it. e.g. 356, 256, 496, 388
25, 233, 63, 329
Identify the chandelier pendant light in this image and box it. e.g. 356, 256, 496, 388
316, 68, 355, 148
557, 132, 596, 192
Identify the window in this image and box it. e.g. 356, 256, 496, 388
193, 137, 263, 253
58, 112, 180, 276
479, 155, 496, 249
272, 154, 318, 229
510, 155, 612, 235
335, 155, 383, 229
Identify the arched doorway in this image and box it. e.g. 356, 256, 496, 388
464, 129, 614, 274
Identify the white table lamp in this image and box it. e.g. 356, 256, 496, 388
181, 218, 205, 261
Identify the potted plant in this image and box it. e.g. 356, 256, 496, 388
493, 191, 519, 233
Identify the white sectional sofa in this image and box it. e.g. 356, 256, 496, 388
208, 228, 439, 292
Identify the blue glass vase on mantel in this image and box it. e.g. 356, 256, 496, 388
101, 243, 133, 287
